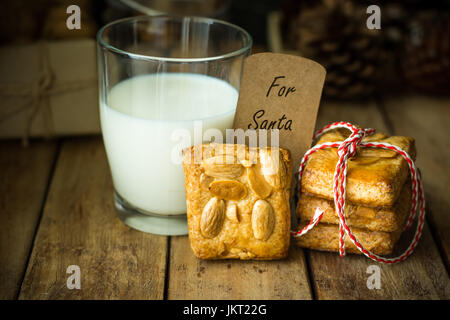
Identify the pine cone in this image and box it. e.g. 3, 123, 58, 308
283, 0, 387, 99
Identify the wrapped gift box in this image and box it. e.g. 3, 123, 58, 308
0, 39, 100, 141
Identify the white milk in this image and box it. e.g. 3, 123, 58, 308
100, 73, 238, 215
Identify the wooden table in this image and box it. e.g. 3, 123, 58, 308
1, 94, 449, 300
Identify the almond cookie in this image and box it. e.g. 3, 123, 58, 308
182, 143, 292, 260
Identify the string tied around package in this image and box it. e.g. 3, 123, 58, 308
291, 121, 425, 264
0, 41, 96, 147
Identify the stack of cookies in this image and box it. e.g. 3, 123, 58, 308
295, 129, 416, 255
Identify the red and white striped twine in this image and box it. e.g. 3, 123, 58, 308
291, 122, 426, 264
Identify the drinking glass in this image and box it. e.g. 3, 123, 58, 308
97, 15, 252, 235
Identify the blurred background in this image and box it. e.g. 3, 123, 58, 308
1, 0, 449, 102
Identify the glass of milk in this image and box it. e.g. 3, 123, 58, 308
97, 16, 252, 235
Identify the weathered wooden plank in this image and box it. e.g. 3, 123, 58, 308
0, 140, 57, 300
167, 236, 312, 299
18, 137, 168, 299
381, 94, 450, 269
308, 223, 450, 299
304, 99, 450, 299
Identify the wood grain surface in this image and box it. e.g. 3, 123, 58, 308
307, 223, 449, 299
167, 236, 312, 299
0, 140, 57, 299
18, 138, 168, 299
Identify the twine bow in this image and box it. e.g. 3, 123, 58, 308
0, 41, 96, 146
291, 122, 426, 264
